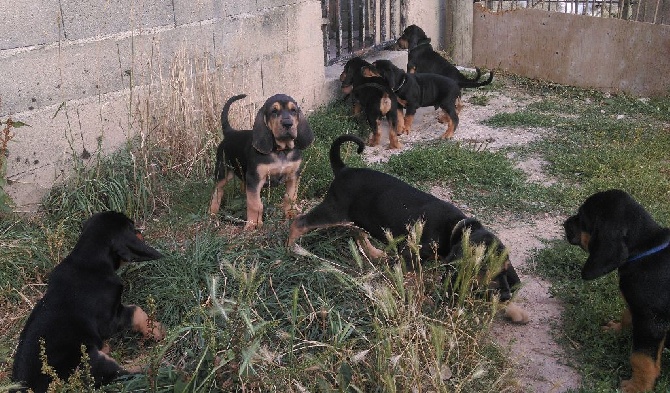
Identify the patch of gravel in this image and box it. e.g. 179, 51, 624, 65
360, 88, 582, 392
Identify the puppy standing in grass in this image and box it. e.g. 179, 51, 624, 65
564, 189, 670, 393
209, 94, 314, 229
12, 211, 165, 393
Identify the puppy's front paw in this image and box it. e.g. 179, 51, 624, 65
602, 320, 623, 332
146, 321, 166, 341
620, 378, 651, 393
503, 303, 529, 325
132, 306, 166, 341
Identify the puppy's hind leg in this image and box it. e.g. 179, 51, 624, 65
437, 106, 458, 139
387, 110, 403, 150
209, 171, 234, 215
356, 232, 386, 259
366, 111, 382, 147
287, 201, 350, 248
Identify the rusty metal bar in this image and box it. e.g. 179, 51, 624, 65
322, 0, 330, 65
348, 0, 354, 51
390, 0, 397, 38
371, 0, 378, 44
358, 0, 366, 47
335, 0, 343, 58
380, 0, 387, 42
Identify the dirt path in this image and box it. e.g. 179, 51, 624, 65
360, 86, 582, 392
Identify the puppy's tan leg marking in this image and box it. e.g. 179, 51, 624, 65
283, 173, 301, 219
503, 303, 530, 324
604, 307, 632, 332
353, 102, 362, 116
369, 121, 382, 147
287, 219, 355, 248
287, 220, 308, 247
388, 121, 403, 149
621, 352, 660, 393
131, 306, 165, 341
403, 114, 415, 134
456, 97, 463, 115
209, 172, 234, 215
356, 233, 386, 259
580, 232, 591, 251
245, 187, 264, 229
438, 112, 455, 139
396, 109, 406, 135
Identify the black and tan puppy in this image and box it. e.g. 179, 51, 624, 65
396, 25, 494, 89
367, 59, 461, 139
288, 135, 519, 299
209, 94, 314, 229
564, 189, 670, 393
12, 211, 164, 393
340, 57, 404, 149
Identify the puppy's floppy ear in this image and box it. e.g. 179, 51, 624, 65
408, 33, 420, 50
295, 106, 314, 149
581, 217, 628, 280
113, 230, 163, 264
252, 103, 275, 154
450, 218, 483, 248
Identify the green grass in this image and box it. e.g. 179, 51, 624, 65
1, 72, 669, 392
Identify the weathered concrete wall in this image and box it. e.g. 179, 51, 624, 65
1, 0, 330, 211
406, 0, 448, 53
1, 0, 327, 116
472, 3, 670, 97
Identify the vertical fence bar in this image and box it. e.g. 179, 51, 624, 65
380, 0, 387, 42
371, 0, 378, 44
392, 0, 396, 37
335, 0, 343, 57
322, 0, 330, 65
400, 0, 407, 31
358, 0, 367, 48
347, 0, 354, 51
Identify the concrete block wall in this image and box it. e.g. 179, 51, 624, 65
1, 0, 332, 211
472, 4, 670, 97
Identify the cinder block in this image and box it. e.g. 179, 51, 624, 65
60, 0, 175, 40
290, 1, 323, 51
0, 0, 62, 50
173, 0, 226, 25
5, 90, 140, 211
224, 0, 260, 17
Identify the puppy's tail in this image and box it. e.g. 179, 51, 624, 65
457, 70, 494, 89
221, 94, 247, 134
330, 134, 365, 174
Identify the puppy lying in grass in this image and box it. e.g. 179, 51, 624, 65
288, 135, 524, 310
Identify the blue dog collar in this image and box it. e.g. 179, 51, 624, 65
626, 240, 670, 263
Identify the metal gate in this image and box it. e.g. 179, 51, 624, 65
481, 0, 669, 25
321, 0, 408, 65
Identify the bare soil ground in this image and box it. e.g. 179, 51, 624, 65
360, 86, 582, 392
